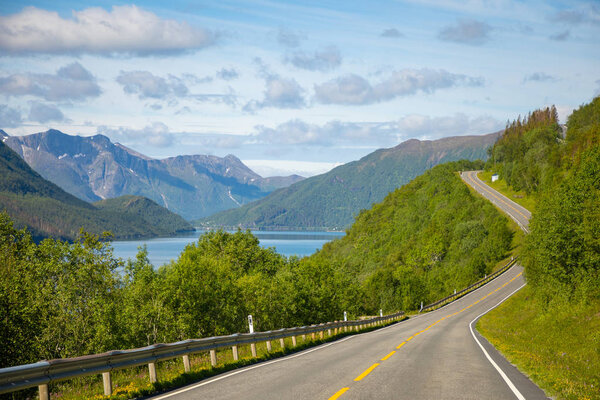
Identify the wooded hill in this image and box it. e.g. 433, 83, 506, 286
0, 141, 193, 241
202, 132, 500, 230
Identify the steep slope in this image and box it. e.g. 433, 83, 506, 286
203, 132, 500, 229
305, 159, 512, 312
4, 130, 303, 220
0, 141, 193, 240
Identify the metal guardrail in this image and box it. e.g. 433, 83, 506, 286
0, 311, 404, 399
421, 257, 518, 312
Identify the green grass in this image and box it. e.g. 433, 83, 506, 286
478, 287, 600, 400
478, 171, 537, 212
42, 318, 407, 400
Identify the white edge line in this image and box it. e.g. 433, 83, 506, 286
469, 283, 527, 400
151, 317, 406, 400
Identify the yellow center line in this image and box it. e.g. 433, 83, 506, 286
328, 270, 524, 399
354, 363, 380, 381
328, 387, 350, 400
465, 172, 530, 222
381, 350, 396, 361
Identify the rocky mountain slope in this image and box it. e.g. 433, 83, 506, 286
0, 140, 193, 240
4, 130, 303, 220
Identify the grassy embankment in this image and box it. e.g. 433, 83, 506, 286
474, 174, 600, 400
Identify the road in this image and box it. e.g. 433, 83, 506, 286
460, 171, 532, 233
149, 172, 546, 400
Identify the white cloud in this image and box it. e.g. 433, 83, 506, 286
285, 46, 342, 71
28, 101, 68, 123
0, 62, 101, 101
314, 69, 484, 105
116, 71, 188, 99
0, 105, 23, 128
242, 159, 341, 177
523, 72, 557, 83
244, 76, 305, 111
0, 5, 214, 55
438, 19, 492, 45
380, 28, 404, 38
98, 122, 176, 147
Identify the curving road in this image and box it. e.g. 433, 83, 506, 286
149, 172, 546, 400
461, 171, 532, 233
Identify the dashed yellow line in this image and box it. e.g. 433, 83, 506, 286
354, 363, 380, 381
381, 350, 396, 361
328, 387, 349, 400
464, 172, 530, 223
328, 270, 523, 399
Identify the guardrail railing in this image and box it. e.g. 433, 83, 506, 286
0, 311, 405, 399
421, 257, 518, 313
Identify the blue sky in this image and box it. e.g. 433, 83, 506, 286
1, 0, 598, 176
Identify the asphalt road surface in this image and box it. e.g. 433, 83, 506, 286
461, 171, 532, 233
149, 172, 546, 400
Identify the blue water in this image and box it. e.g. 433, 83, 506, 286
110, 230, 345, 267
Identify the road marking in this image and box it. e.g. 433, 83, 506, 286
462, 172, 530, 232
150, 335, 357, 399
326, 268, 524, 400
354, 363, 380, 381
328, 387, 350, 400
469, 284, 527, 400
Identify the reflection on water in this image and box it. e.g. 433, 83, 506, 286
110, 230, 345, 267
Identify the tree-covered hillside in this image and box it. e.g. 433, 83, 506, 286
308, 159, 512, 312
203, 133, 500, 230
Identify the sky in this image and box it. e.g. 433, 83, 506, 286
0, 1, 599, 177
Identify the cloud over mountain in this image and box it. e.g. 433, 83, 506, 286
0, 105, 22, 128
0, 63, 101, 101
314, 69, 483, 105
0, 5, 214, 55
116, 71, 188, 99
28, 102, 68, 123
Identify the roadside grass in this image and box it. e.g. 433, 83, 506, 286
44, 318, 407, 400
478, 287, 600, 400
472, 172, 600, 399
478, 171, 537, 212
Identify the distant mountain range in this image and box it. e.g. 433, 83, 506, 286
202, 132, 501, 230
0, 139, 193, 241
4, 129, 303, 221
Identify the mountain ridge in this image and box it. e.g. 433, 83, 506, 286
0, 140, 193, 240
202, 131, 501, 230
4, 129, 304, 220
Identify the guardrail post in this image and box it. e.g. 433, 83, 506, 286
38, 384, 49, 400
266, 340, 272, 352
232, 345, 239, 361
328, 328, 332, 336
102, 371, 113, 396
250, 343, 257, 357
292, 336, 297, 346
148, 362, 157, 383
182, 355, 191, 373
311, 332, 316, 340
280, 338, 285, 349
319, 330, 324, 339
302, 334, 306, 341
210, 349, 217, 367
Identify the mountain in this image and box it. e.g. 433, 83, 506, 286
4, 130, 304, 220
0, 140, 193, 241
202, 132, 501, 230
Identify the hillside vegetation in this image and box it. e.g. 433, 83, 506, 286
308, 159, 512, 312
479, 97, 600, 400
0, 141, 193, 240
203, 133, 499, 230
